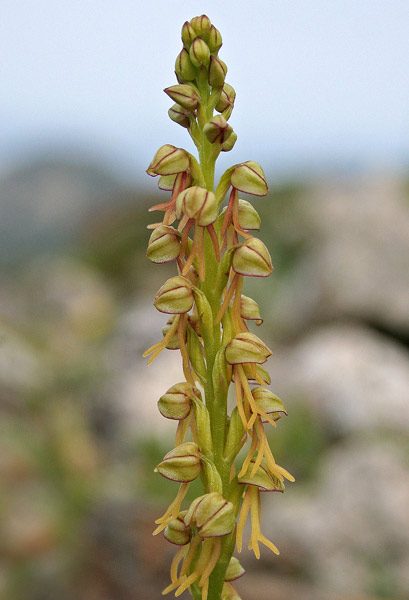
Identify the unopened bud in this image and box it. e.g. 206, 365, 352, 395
221, 131, 237, 152
156, 442, 201, 482
190, 15, 212, 38
147, 144, 190, 177
208, 25, 223, 52
164, 84, 200, 111
251, 388, 287, 421
238, 460, 285, 492
237, 199, 261, 230
225, 557, 245, 581
215, 83, 236, 117
225, 332, 272, 365
147, 225, 181, 264
230, 161, 268, 196
189, 37, 210, 68
181, 21, 196, 49
175, 48, 196, 82
154, 276, 194, 314
203, 115, 233, 145
164, 513, 191, 545
209, 55, 227, 88
158, 382, 200, 420
232, 237, 273, 277
184, 492, 235, 537
168, 104, 190, 128
240, 295, 263, 325
176, 186, 218, 226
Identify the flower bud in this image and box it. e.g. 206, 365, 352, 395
203, 115, 233, 145
251, 388, 287, 421
189, 37, 210, 68
175, 48, 196, 82
164, 84, 200, 111
209, 55, 227, 88
147, 225, 181, 264
190, 15, 212, 38
237, 199, 261, 230
240, 295, 263, 325
225, 332, 272, 365
176, 186, 218, 226
221, 583, 242, 600
238, 460, 285, 492
154, 276, 194, 314
207, 25, 223, 52
168, 104, 190, 128
184, 492, 235, 537
215, 83, 236, 114
230, 161, 268, 196
225, 557, 245, 581
156, 442, 201, 482
162, 317, 181, 349
181, 21, 196, 49
221, 131, 237, 152
232, 237, 273, 277
158, 382, 200, 420
164, 513, 191, 545
147, 145, 190, 177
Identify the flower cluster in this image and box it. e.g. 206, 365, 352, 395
145, 15, 293, 600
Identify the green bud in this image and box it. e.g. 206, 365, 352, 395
176, 186, 218, 226
240, 295, 263, 325
238, 459, 285, 492
168, 104, 190, 128
175, 48, 196, 82
147, 225, 181, 264
156, 442, 201, 482
237, 199, 261, 230
225, 557, 245, 581
209, 55, 227, 88
221, 583, 242, 600
230, 161, 268, 196
190, 15, 212, 38
157, 382, 200, 420
184, 492, 235, 537
189, 37, 210, 68
203, 115, 233, 145
251, 387, 287, 421
154, 276, 194, 314
147, 144, 190, 177
232, 237, 273, 277
162, 317, 181, 350
164, 513, 191, 546
225, 332, 272, 365
164, 84, 200, 111
207, 25, 223, 52
215, 83, 236, 115
221, 131, 237, 152
181, 21, 196, 49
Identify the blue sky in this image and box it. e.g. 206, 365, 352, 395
1, 0, 409, 181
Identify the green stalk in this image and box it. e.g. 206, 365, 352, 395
196, 82, 234, 600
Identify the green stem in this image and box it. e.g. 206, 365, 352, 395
196, 79, 234, 600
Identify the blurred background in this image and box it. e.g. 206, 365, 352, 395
1, 2, 409, 599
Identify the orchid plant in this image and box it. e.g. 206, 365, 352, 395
145, 15, 293, 600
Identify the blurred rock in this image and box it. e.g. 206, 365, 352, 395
272, 176, 409, 337
269, 323, 409, 435
265, 439, 409, 598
